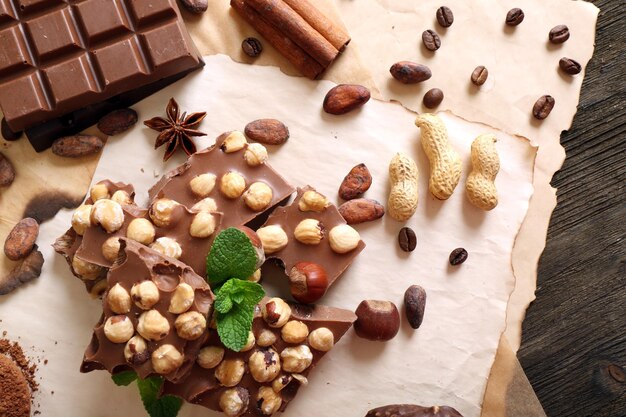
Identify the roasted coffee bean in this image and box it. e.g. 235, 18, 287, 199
449, 248, 468, 265
398, 227, 417, 252
533, 95, 555, 120
1, 118, 22, 141
549, 25, 570, 44
423, 88, 444, 109
404, 285, 427, 329
422, 29, 441, 51
389, 62, 432, 84
505, 8, 524, 26
559, 57, 582, 75
242, 37, 263, 57
471, 66, 489, 86
436, 6, 454, 28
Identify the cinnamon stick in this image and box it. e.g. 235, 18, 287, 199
244, 0, 339, 68
282, 0, 351, 51
231, 0, 324, 79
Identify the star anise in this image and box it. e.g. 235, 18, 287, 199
143, 98, 207, 161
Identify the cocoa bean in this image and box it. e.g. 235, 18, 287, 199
179, 0, 208, 14
0, 152, 15, 186
0, 246, 44, 295
51, 135, 104, 158
244, 119, 290, 145
338, 199, 384, 224
390, 61, 432, 84
339, 163, 372, 200
4, 218, 39, 261
366, 404, 464, 417
404, 285, 427, 329
323, 84, 371, 115
97, 108, 138, 136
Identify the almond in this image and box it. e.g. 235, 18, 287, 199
245, 119, 290, 145
0, 152, 15, 186
51, 135, 104, 158
4, 218, 39, 261
97, 108, 138, 136
338, 199, 385, 224
339, 163, 372, 200
323, 84, 371, 115
389, 61, 432, 84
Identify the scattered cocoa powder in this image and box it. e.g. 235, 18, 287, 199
0, 338, 39, 393
0, 337, 39, 417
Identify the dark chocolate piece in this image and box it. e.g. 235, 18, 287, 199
148, 132, 296, 228
0, 0, 204, 151
161, 297, 356, 416
81, 239, 214, 383
261, 186, 365, 294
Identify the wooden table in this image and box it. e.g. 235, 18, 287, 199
517, 1, 625, 415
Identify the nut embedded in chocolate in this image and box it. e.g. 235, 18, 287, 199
354, 300, 400, 341
242, 37, 263, 57
97, 109, 138, 136
289, 262, 329, 304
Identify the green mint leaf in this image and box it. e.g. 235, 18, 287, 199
137, 376, 183, 417
111, 371, 137, 386
206, 228, 258, 287
216, 279, 265, 351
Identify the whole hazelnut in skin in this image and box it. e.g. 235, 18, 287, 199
288, 262, 328, 304
197, 346, 225, 369
137, 309, 170, 341
256, 386, 282, 415
262, 298, 291, 328
215, 358, 246, 387
104, 315, 134, 343
219, 387, 249, 417
107, 283, 131, 314
131, 280, 160, 310
151, 344, 184, 374
174, 311, 207, 340
124, 335, 148, 365
248, 348, 281, 383
354, 300, 400, 341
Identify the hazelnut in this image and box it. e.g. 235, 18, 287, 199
220, 172, 246, 199
243, 143, 268, 166
307, 327, 334, 351
238, 226, 265, 269
256, 386, 282, 416
271, 374, 293, 393
288, 262, 328, 304
189, 212, 217, 238
248, 348, 281, 383
298, 190, 330, 212
150, 237, 182, 259
281, 320, 309, 344
174, 311, 207, 340
215, 358, 245, 387
90, 199, 124, 233
262, 298, 291, 328
257, 225, 288, 254
168, 283, 195, 314
71, 204, 93, 235
101, 237, 121, 262
107, 283, 131, 314
248, 268, 262, 283
149, 198, 181, 227
124, 335, 148, 365
219, 387, 249, 417
131, 280, 160, 309
197, 346, 224, 369
291, 373, 308, 385
354, 300, 400, 341
240, 331, 256, 352
103, 315, 134, 343
189, 173, 217, 197
328, 224, 361, 253
90, 183, 110, 202
137, 309, 170, 341
293, 219, 324, 245
243, 182, 273, 212
126, 218, 156, 245
191, 197, 218, 213
111, 190, 133, 206
89, 279, 108, 299
280, 345, 313, 373
151, 344, 184, 374
256, 328, 277, 347
221, 131, 247, 153
72, 256, 104, 281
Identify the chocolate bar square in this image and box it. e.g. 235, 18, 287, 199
74, 0, 131, 44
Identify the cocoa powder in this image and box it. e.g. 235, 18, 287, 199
0, 337, 39, 417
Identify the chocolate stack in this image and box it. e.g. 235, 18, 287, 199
0, 0, 204, 150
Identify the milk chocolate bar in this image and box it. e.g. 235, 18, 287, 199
148, 131, 296, 228
162, 297, 356, 416
0, 0, 203, 150
81, 239, 214, 383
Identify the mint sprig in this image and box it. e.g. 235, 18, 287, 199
111, 373, 182, 417
215, 279, 265, 351
206, 227, 258, 287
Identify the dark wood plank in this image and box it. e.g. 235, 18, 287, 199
518, 0, 626, 416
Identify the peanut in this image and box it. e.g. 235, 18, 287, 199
387, 153, 418, 221
466, 134, 499, 210
414, 113, 462, 200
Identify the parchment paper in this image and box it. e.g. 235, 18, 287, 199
0, 55, 535, 417
334, 0, 599, 349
